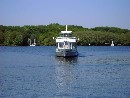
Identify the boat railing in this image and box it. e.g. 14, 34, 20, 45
56, 37, 76, 39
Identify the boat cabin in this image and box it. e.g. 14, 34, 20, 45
56, 41, 77, 49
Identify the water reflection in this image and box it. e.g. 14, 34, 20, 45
55, 57, 78, 65
54, 57, 77, 97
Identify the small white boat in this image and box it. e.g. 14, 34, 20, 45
30, 39, 36, 46
55, 25, 78, 57
111, 41, 114, 46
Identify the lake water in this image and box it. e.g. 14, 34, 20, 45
0, 46, 130, 98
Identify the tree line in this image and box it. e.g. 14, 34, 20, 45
0, 23, 130, 46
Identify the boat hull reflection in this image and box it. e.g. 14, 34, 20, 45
55, 57, 78, 65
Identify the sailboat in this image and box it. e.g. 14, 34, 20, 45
111, 41, 114, 46
30, 39, 36, 46
55, 25, 78, 57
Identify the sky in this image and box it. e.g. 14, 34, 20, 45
0, 0, 130, 29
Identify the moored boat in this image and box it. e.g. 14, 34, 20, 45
29, 39, 36, 46
111, 41, 114, 46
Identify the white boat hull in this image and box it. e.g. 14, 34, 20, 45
30, 44, 36, 46
56, 49, 78, 57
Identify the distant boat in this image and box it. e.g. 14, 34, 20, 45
54, 25, 78, 57
111, 41, 114, 46
29, 39, 36, 46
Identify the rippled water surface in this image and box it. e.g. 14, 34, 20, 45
0, 46, 130, 98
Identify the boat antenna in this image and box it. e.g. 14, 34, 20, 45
66, 25, 67, 31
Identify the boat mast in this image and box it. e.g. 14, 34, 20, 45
66, 25, 67, 31
34, 39, 35, 44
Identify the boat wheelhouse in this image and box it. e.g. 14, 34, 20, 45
55, 25, 78, 57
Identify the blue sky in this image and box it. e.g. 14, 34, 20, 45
1, 0, 130, 29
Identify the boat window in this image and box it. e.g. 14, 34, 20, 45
65, 41, 68, 45
65, 33, 72, 37
72, 43, 77, 48
60, 34, 64, 37
60, 33, 72, 37
59, 42, 64, 48
69, 34, 72, 37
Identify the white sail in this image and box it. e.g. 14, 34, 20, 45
111, 41, 114, 46
30, 39, 36, 46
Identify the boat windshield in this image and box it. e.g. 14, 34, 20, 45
72, 43, 77, 48
58, 42, 64, 48
60, 33, 72, 37
57, 42, 77, 49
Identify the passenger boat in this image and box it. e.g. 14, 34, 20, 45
55, 25, 78, 57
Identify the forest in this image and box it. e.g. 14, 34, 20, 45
0, 23, 130, 46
